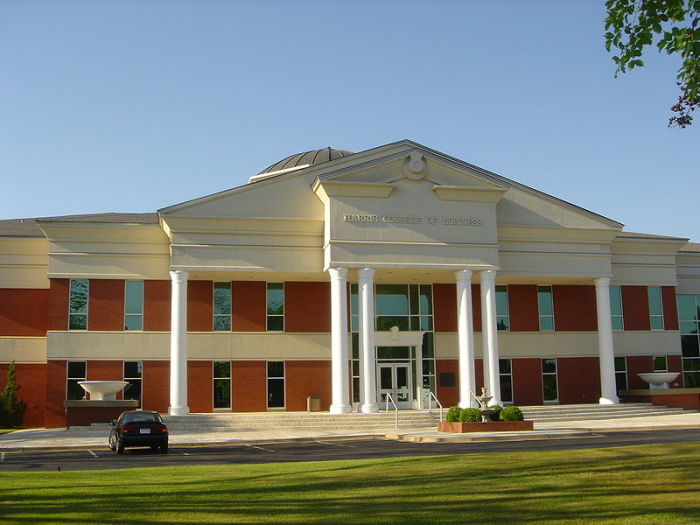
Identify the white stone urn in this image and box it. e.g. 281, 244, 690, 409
78, 380, 129, 400
637, 372, 680, 390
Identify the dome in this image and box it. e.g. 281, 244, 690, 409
258, 147, 355, 175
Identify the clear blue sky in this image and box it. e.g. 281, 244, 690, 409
1, 0, 698, 241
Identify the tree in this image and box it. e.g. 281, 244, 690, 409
0, 361, 27, 428
605, 0, 700, 127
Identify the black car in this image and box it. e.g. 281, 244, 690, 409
108, 410, 168, 454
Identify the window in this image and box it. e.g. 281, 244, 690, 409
124, 280, 144, 331
66, 361, 86, 400
213, 282, 232, 331
213, 361, 231, 409
615, 357, 627, 392
499, 358, 513, 403
542, 359, 558, 402
266, 283, 284, 331
678, 294, 700, 387
648, 286, 664, 330
653, 355, 668, 372
537, 286, 554, 331
609, 286, 624, 330
496, 285, 509, 331
267, 361, 285, 408
123, 361, 142, 402
69, 279, 88, 330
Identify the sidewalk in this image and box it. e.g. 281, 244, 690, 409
2, 412, 700, 451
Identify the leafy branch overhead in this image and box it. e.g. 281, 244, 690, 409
605, 0, 700, 127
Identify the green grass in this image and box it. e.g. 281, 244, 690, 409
1, 443, 700, 524
0, 429, 16, 435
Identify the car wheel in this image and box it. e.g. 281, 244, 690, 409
116, 439, 125, 455
108, 434, 116, 451
160, 444, 168, 454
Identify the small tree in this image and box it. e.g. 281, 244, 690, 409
0, 361, 27, 428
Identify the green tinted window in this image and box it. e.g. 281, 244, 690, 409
537, 286, 554, 331
124, 281, 144, 315
69, 280, 88, 330
375, 285, 409, 315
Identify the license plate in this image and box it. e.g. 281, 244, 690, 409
139, 428, 151, 434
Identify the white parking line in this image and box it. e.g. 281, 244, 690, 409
246, 444, 275, 452
1, 452, 5, 462
87, 450, 98, 458
314, 441, 357, 448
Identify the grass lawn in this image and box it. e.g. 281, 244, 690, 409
1, 443, 700, 524
0, 429, 16, 435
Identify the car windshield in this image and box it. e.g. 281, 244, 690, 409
122, 412, 162, 424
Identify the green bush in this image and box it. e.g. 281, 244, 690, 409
487, 404, 502, 422
0, 361, 26, 428
446, 405, 462, 423
459, 408, 482, 423
499, 406, 524, 421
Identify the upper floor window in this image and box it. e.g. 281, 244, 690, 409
267, 283, 284, 331
537, 286, 554, 331
69, 279, 88, 330
496, 285, 509, 331
213, 282, 232, 331
648, 286, 664, 330
124, 280, 144, 331
609, 286, 624, 330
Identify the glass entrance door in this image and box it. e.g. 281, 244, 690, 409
377, 363, 412, 409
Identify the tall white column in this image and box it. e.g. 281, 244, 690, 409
329, 267, 351, 414
455, 269, 477, 408
169, 270, 190, 416
358, 267, 378, 413
480, 269, 502, 405
595, 277, 620, 404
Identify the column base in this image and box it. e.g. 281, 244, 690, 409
599, 396, 620, 405
360, 403, 379, 413
168, 406, 190, 416
329, 403, 351, 414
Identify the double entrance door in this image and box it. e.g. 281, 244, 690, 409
377, 363, 412, 409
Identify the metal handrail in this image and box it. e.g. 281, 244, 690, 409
384, 393, 399, 429
428, 391, 444, 422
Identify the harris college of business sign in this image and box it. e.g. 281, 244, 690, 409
343, 214, 482, 226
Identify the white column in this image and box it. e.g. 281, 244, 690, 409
168, 270, 190, 416
455, 269, 477, 408
358, 267, 378, 413
595, 277, 620, 404
329, 267, 351, 414
480, 269, 502, 405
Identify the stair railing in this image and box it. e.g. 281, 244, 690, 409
428, 391, 444, 422
384, 393, 399, 429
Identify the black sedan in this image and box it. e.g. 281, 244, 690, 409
108, 410, 168, 454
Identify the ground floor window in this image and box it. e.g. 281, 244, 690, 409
267, 361, 285, 408
66, 361, 86, 400
542, 359, 558, 402
499, 358, 513, 403
213, 361, 231, 409
123, 361, 142, 402
653, 355, 668, 372
615, 357, 627, 392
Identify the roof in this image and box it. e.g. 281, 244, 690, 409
0, 213, 159, 238
257, 147, 355, 175
615, 231, 689, 242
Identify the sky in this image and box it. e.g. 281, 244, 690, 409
1, 0, 698, 241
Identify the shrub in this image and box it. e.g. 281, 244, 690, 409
446, 405, 462, 423
459, 408, 482, 423
499, 406, 524, 421
487, 404, 502, 422
0, 361, 26, 428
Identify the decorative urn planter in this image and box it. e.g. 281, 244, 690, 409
438, 421, 534, 433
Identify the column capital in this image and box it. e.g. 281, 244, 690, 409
480, 269, 497, 284
170, 270, 189, 283
328, 267, 348, 281
357, 267, 375, 281
454, 269, 473, 283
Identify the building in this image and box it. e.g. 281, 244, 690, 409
1, 140, 699, 427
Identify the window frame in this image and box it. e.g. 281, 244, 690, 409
66, 361, 87, 400
213, 282, 232, 331
541, 358, 558, 403
537, 285, 555, 332
68, 279, 89, 330
495, 285, 510, 331
124, 280, 144, 331
678, 294, 700, 388
266, 360, 285, 409
614, 356, 627, 392
499, 358, 513, 404
123, 360, 143, 402
648, 286, 665, 331
266, 282, 284, 332
213, 361, 232, 410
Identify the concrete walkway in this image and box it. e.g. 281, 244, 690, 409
2, 412, 700, 451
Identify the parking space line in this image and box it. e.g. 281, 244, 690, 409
1, 452, 5, 462
314, 441, 357, 448
87, 450, 98, 458
246, 444, 275, 452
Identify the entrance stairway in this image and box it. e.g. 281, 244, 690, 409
158, 403, 692, 432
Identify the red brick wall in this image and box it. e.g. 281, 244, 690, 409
552, 285, 597, 331
626, 355, 653, 389
232, 282, 266, 332
0, 289, 49, 336
285, 360, 331, 411
436, 359, 458, 407
621, 286, 650, 330
188, 361, 212, 413
557, 357, 600, 404
232, 360, 267, 411
472, 284, 482, 333
142, 361, 169, 414
433, 283, 481, 333
86, 360, 124, 399
0, 362, 47, 427
144, 280, 170, 331
512, 358, 543, 406
509, 285, 538, 332
45, 360, 67, 427
662, 286, 679, 331
48, 278, 69, 330
88, 280, 124, 331
187, 281, 213, 332
285, 282, 331, 332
